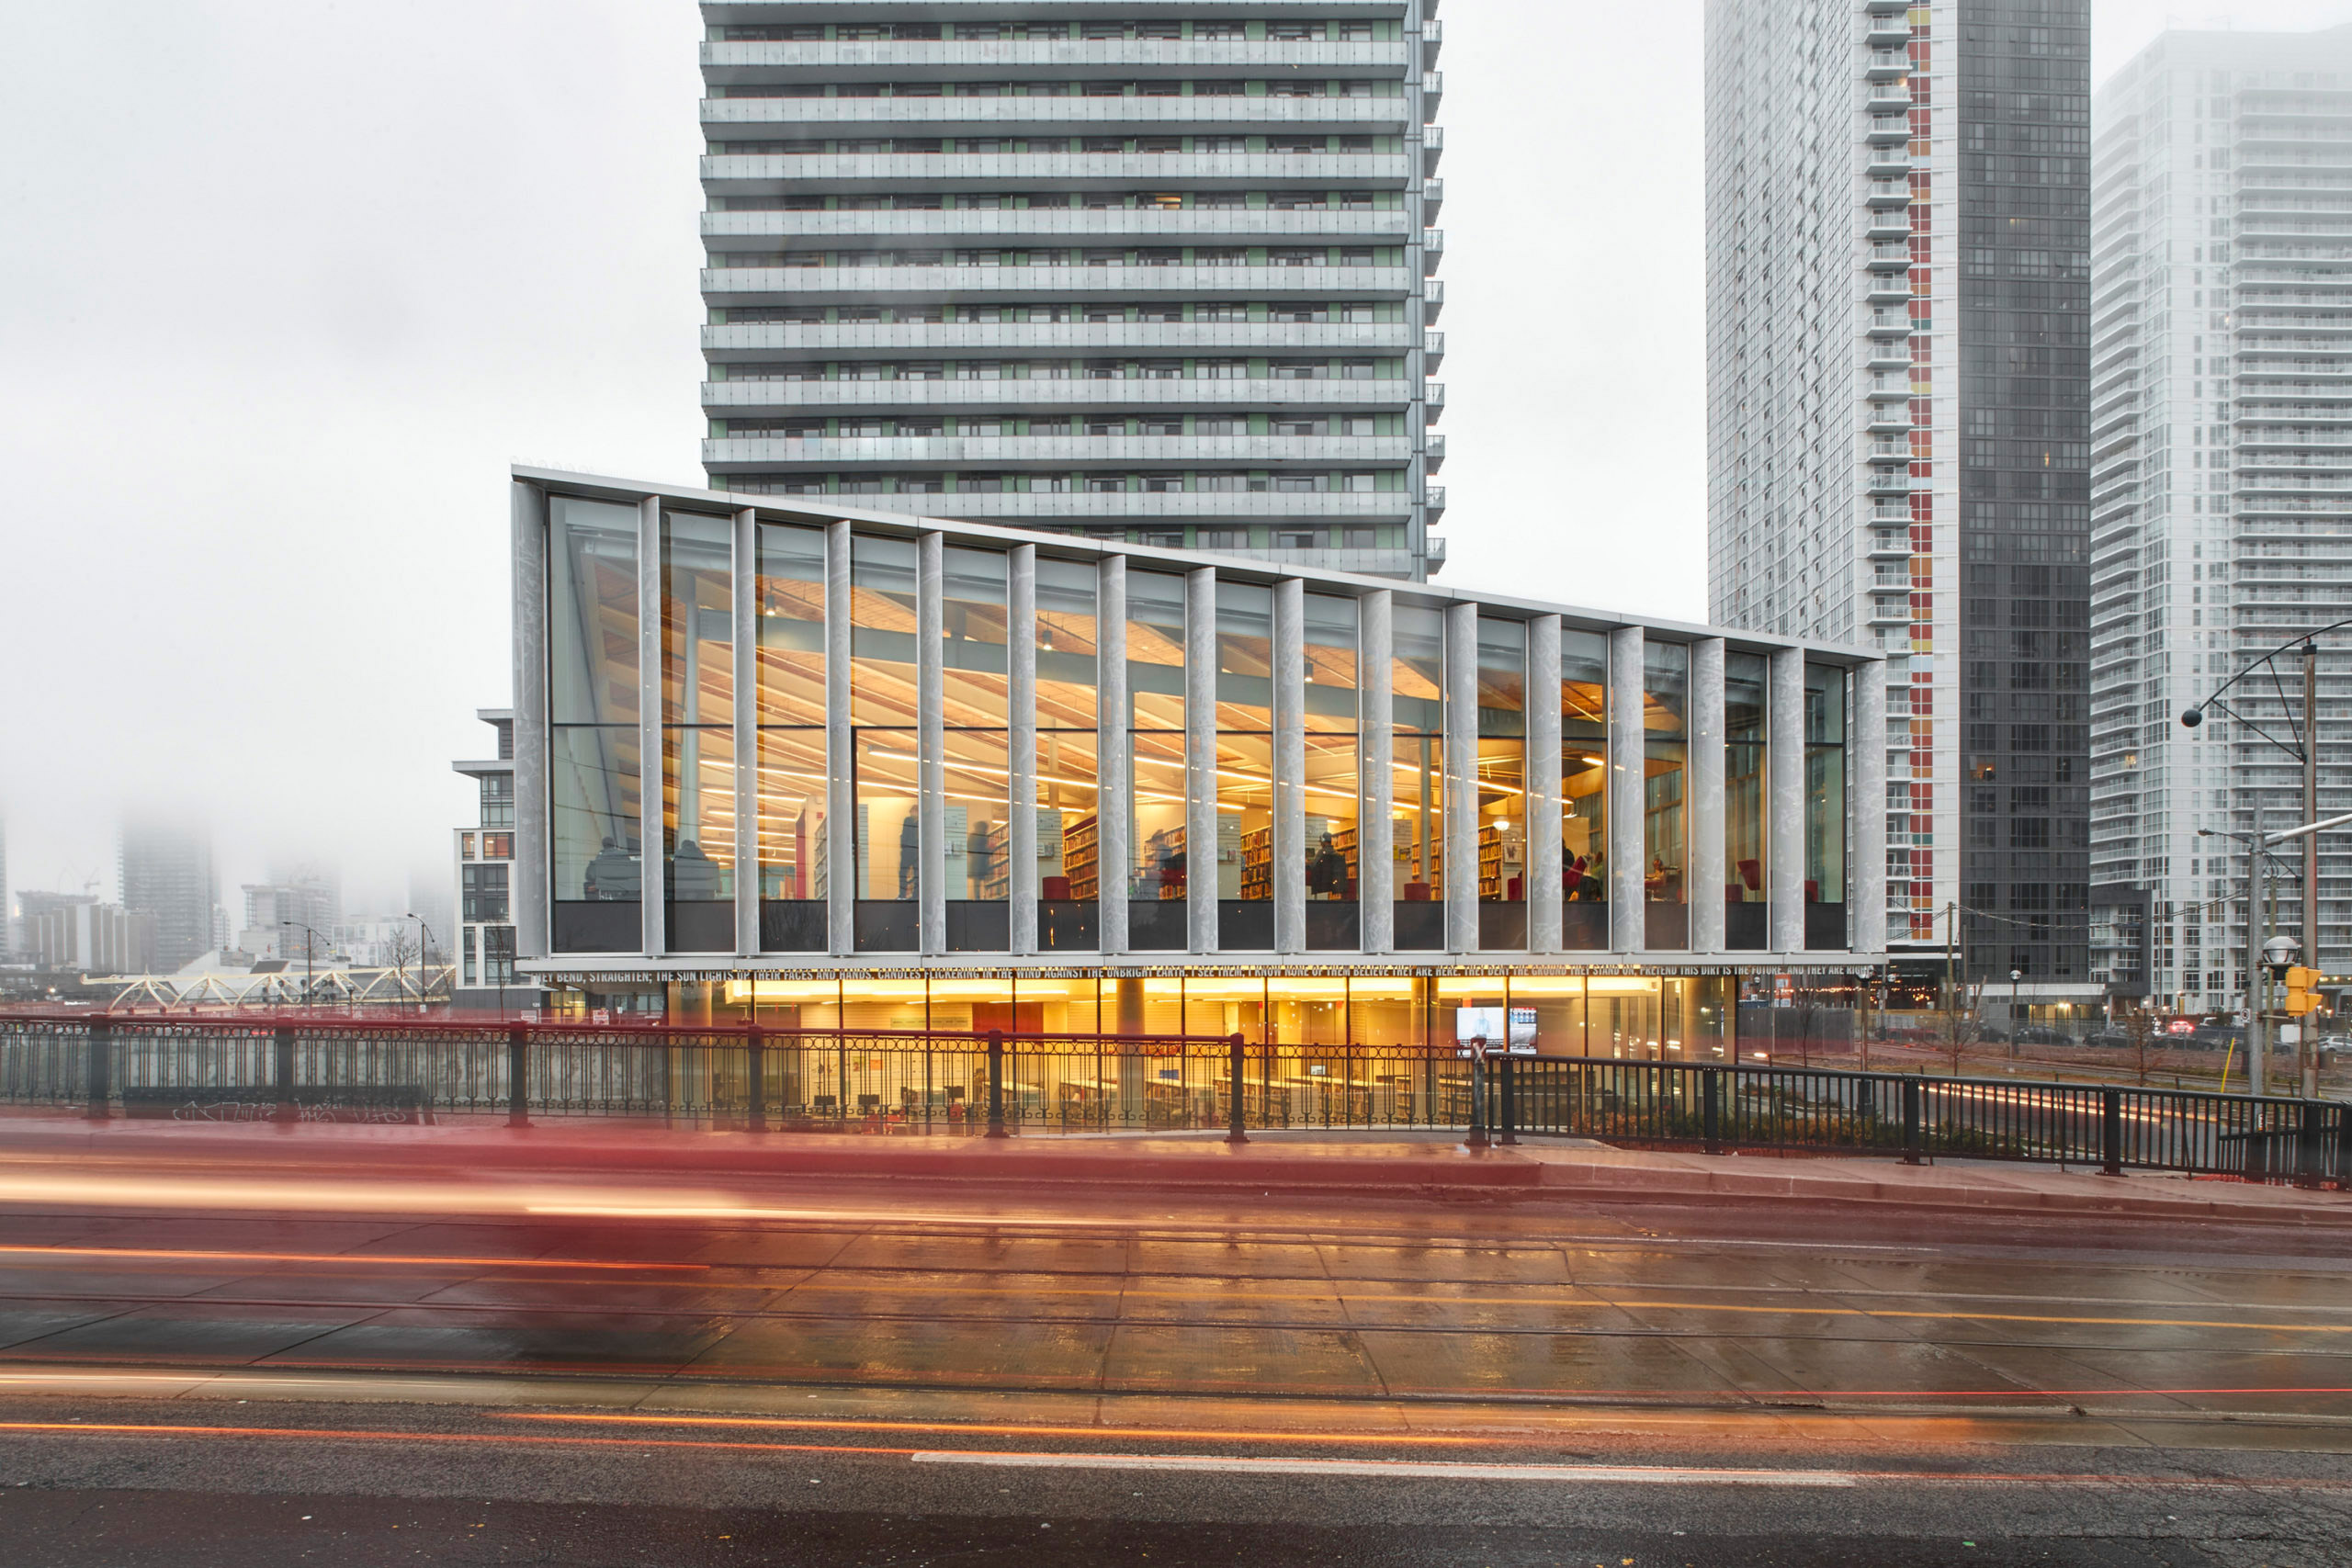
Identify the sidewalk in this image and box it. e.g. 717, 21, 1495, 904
2, 1110, 2345, 1225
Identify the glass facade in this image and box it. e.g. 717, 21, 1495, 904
1724, 651, 1769, 952
1643, 641, 1690, 951
1561, 629, 1608, 949
1302, 594, 1360, 951
1475, 618, 1526, 951
548, 497, 641, 953
528, 486, 1874, 977
1035, 558, 1099, 950
1125, 570, 1188, 951
1390, 604, 1445, 951
756, 521, 826, 951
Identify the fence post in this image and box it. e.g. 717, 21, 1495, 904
2335, 1103, 2352, 1193
274, 1025, 298, 1125
85, 1019, 112, 1121
1226, 1032, 1247, 1145
747, 1027, 766, 1134
1702, 1066, 1722, 1156
2297, 1098, 2324, 1191
2100, 1086, 2122, 1178
986, 1028, 1008, 1139
1498, 1054, 1517, 1146
507, 1024, 531, 1129
1465, 1043, 1489, 1149
1900, 1077, 1922, 1166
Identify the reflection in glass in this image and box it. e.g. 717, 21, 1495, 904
1390, 606, 1444, 950
1476, 619, 1526, 949
1643, 641, 1690, 950
1805, 665, 1847, 905
549, 497, 640, 952
853, 728, 920, 901
549, 498, 639, 728
1725, 652, 1768, 925
1035, 558, 1101, 946
1126, 571, 1187, 908
755, 522, 826, 948
1561, 628, 1608, 946
1217, 582, 1272, 911
662, 513, 734, 937
1303, 594, 1360, 948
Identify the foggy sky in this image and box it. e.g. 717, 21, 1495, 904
1, 1, 2341, 919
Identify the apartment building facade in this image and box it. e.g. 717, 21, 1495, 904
118, 815, 219, 974
1706, 0, 2093, 991
696, 1, 1446, 580
2088, 28, 2352, 1013
453, 708, 534, 1012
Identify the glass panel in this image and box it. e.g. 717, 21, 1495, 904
1217, 583, 1272, 908
1561, 628, 1608, 942
549, 497, 639, 727
550, 726, 639, 952
1643, 642, 1690, 932
755, 521, 825, 728
662, 726, 734, 904
1806, 664, 1848, 907
662, 513, 732, 725
1476, 620, 1526, 939
1126, 571, 1187, 898
852, 728, 919, 900
1510, 975, 1587, 1057
850, 534, 920, 727
1303, 594, 1360, 926
942, 728, 1010, 902
1035, 557, 1099, 731
757, 728, 827, 899
1391, 605, 1444, 908
1725, 651, 1768, 908
942, 546, 1008, 725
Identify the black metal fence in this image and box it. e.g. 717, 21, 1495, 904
1, 1013, 2345, 1187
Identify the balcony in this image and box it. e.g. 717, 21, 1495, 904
1866, 179, 1909, 209
1423, 277, 1444, 321
1870, 501, 1914, 523
1865, 50, 1909, 82
1866, 438, 1914, 461
1867, 598, 1913, 627
741, 488, 1421, 523
1420, 329, 1443, 369
704, 377, 1422, 416
1867, 405, 1910, 434
1867, 310, 1913, 337
1866, 116, 1910, 145
1423, 485, 1446, 515
1420, 177, 1443, 220
702, 433, 1416, 472
1866, 86, 1914, 117
1865, 468, 1916, 497
1424, 380, 1445, 412
703, 209, 1415, 246
706, 321, 1420, 358
701, 39, 1414, 82
1421, 18, 1442, 70
1866, 342, 1913, 373
1420, 125, 1442, 175
701, 96, 1411, 136
702, 264, 1415, 304
1865, 532, 1910, 560
702, 152, 1412, 194
1423, 430, 1445, 469
1420, 228, 1442, 272
1865, 20, 1911, 48
1423, 535, 1447, 570
1421, 72, 1442, 116
1866, 148, 1911, 179
1865, 212, 1912, 243
1866, 243, 1912, 271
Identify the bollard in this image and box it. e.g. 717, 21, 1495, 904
985, 1028, 1008, 1138
85, 1019, 112, 1122
1702, 1066, 1722, 1156
1900, 1077, 1923, 1166
747, 1027, 767, 1134
274, 1025, 298, 1126
2099, 1085, 2122, 1178
1226, 1032, 1247, 1145
507, 1024, 531, 1129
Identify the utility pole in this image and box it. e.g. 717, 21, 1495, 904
2249, 806, 2267, 1100
2303, 641, 2321, 1098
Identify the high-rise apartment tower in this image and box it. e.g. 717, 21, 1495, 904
1706, 0, 2094, 989
118, 815, 217, 974
696, 2, 1446, 580
2088, 28, 2352, 1013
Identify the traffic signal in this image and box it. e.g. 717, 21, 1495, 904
2283, 966, 2322, 1017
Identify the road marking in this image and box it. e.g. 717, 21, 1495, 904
0, 1245, 706, 1272
910, 1451, 1860, 1485
501, 1412, 1477, 1446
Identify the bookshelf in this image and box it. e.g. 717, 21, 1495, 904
1477, 820, 1525, 900
1060, 813, 1099, 901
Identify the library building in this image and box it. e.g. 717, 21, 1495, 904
510, 468, 1888, 1059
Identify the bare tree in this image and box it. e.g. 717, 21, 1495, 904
2122, 1001, 2156, 1087
1941, 977, 1987, 1076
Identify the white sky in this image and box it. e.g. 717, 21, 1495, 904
2, 0, 2345, 915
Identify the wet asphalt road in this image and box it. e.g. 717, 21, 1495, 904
0, 1159, 2346, 1563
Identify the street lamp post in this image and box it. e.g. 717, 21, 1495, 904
2008, 969, 2022, 1061
277, 920, 320, 1010
402, 912, 432, 1013
2199, 809, 2352, 1098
